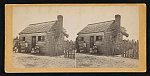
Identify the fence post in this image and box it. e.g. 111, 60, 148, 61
71, 51, 72, 58
64, 50, 66, 58
67, 50, 69, 58
125, 51, 127, 58
70, 51, 71, 58
73, 50, 75, 58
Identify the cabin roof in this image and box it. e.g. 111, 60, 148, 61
19, 20, 56, 34
77, 20, 115, 34
77, 20, 129, 37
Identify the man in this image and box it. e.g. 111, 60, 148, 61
17, 43, 21, 53
25, 41, 28, 53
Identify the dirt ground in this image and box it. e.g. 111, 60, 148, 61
12, 52, 75, 68
12, 52, 138, 68
76, 53, 139, 68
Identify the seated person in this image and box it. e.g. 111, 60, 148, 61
90, 44, 98, 54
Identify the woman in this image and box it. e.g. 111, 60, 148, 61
25, 41, 28, 53
83, 41, 87, 53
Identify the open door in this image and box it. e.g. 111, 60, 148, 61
32, 36, 36, 48
90, 36, 94, 48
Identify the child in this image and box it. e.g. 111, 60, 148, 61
93, 44, 98, 53
31, 48, 35, 54
90, 44, 98, 54
35, 45, 40, 53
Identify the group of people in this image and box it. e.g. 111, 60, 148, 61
90, 43, 98, 54
76, 40, 98, 54
13, 41, 21, 53
13, 41, 29, 53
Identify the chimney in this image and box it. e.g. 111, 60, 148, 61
55, 15, 64, 39
115, 14, 121, 32
57, 15, 63, 26
57, 15, 63, 32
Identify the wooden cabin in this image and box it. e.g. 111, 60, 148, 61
19, 15, 68, 56
77, 14, 129, 55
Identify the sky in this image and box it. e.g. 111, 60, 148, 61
13, 5, 139, 41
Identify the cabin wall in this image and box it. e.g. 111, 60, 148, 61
19, 33, 47, 52
77, 31, 123, 55
103, 32, 113, 55
78, 32, 104, 53
46, 32, 64, 56
46, 32, 55, 56
55, 33, 64, 55
103, 23, 124, 55
103, 30, 123, 55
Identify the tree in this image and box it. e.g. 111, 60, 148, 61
63, 28, 69, 38
120, 27, 129, 37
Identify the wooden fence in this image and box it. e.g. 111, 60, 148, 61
64, 40, 75, 59
121, 49, 139, 59
121, 40, 139, 59
64, 50, 75, 59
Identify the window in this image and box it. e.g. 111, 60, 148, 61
38, 36, 42, 41
96, 36, 99, 41
81, 37, 84, 41
38, 36, 45, 41
41, 36, 45, 41
22, 37, 25, 41
96, 36, 103, 41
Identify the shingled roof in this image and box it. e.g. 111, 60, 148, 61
19, 21, 56, 34
77, 20, 129, 37
77, 20, 115, 34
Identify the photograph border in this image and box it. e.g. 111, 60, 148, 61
5, 4, 146, 73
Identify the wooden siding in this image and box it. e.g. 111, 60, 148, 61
77, 30, 124, 55
103, 32, 113, 55
46, 32, 55, 56
78, 32, 104, 53
46, 31, 64, 56
19, 33, 47, 52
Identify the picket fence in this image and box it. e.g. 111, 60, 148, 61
63, 40, 75, 59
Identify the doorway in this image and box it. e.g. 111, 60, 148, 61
90, 36, 94, 48
32, 36, 36, 48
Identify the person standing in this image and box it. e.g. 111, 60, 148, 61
83, 41, 87, 53
18, 43, 21, 53
25, 41, 28, 53
13, 41, 18, 52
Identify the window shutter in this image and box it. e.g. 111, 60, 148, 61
42, 36, 45, 41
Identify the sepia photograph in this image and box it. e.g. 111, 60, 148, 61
5, 4, 146, 72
